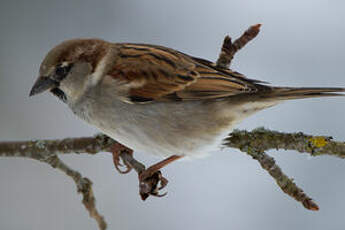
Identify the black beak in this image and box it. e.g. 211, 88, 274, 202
29, 77, 58, 97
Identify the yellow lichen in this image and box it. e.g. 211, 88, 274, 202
308, 137, 328, 148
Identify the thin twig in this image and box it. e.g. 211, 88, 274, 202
222, 127, 345, 210
0, 137, 109, 230
216, 24, 261, 68
245, 149, 318, 210
46, 155, 107, 230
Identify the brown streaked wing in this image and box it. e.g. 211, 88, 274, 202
108, 43, 265, 103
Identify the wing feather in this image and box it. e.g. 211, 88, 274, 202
108, 43, 267, 103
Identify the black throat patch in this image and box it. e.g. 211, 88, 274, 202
50, 88, 67, 103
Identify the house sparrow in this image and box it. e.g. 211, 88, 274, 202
30, 39, 344, 198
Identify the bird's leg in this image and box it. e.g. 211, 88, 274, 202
111, 142, 133, 174
111, 144, 182, 200
139, 155, 183, 200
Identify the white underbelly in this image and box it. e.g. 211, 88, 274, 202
98, 122, 231, 158
70, 88, 277, 159
71, 99, 236, 158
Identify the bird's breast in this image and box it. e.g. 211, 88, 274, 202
70, 91, 238, 158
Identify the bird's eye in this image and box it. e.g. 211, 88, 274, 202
54, 63, 73, 81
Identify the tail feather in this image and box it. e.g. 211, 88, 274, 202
262, 87, 345, 100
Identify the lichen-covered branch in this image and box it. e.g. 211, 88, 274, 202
254, 151, 319, 211
222, 127, 345, 210
231, 141, 319, 210
3, 129, 341, 162
224, 127, 345, 158
1, 128, 345, 212
0, 137, 109, 230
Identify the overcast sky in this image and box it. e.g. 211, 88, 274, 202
1, 0, 345, 229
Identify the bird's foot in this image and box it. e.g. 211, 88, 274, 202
137, 155, 182, 200
111, 142, 133, 174
138, 169, 168, 200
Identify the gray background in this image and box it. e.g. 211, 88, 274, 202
1, 0, 345, 229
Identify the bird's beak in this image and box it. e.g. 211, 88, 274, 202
29, 76, 58, 97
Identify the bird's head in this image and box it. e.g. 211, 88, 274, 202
30, 38, 109, 102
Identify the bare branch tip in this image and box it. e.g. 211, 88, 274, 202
246, 24, 262, 37
221, 36, 232, 52
252, 23, 262, 29
304, 199, 320, 211
223, 35, 231, 42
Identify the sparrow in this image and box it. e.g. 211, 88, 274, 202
30, 38, 344, 198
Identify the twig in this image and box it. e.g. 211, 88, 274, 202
260, 151, 319, 211
48, 156, 108, 230
0, 137, 109, 230
224, 127, 345, 158
222, 127, 345, 210
216, 24, 261, 68
242, 147, 319, 210
1, 128, 345, 211
223, 128, 345, 210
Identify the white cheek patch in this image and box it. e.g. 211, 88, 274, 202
91, 55, 108, 86
58, 62, 93, 102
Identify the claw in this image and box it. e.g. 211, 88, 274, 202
151, 191, 167, 198
158, 176, 168, 190
111, 142, 133, 174
139, 170, 169, 200
114, 159, 132, 174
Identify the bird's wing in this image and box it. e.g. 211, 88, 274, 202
108, 43, 268, 103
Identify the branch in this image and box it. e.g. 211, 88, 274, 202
225, 128, 345, 158
216, 24, 261, 68
222, 128, 345, 211
0, 136, 109, 230
224, 128, 345, 211
1, 128, 345, 212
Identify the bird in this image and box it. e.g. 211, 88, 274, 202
30, 38, 344, 199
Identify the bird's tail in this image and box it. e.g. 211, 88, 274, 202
260, 86, 345, 101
